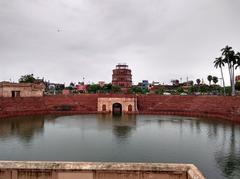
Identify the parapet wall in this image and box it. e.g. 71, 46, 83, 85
0, 161, 205, 179
0, 94, 240, 122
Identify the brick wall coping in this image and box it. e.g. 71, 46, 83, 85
0, 161, 205, 178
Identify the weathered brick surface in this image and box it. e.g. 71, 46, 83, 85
137, 95, 240, 122
0, 95, 98, 118
0, 95, 240, 122
0, 161, 205, 179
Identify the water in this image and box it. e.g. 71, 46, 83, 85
0, 114, 240, 179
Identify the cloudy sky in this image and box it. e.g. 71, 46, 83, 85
0, 0, 240, 85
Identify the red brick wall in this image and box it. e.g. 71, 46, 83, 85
137, 95, 240, 122
0, 94, 240, 122
0, 95, 98, 118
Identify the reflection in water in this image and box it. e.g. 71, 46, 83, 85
112, 115, 136, 140
215, 124, 240, 178
195, 119, 201, 134
97, 114, 136, 140
0, 115, 240, 179
0, 116, 45, 143
113, 125, 132, 139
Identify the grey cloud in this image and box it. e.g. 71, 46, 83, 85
0, 0, 240, 85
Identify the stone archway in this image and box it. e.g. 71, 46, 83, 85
98, 97, 137, 114
112, 103, 122, 115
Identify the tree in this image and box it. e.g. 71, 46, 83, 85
207, 75, 213, 86
195, 79, 201, 93
221, 45, 237, 96
19, 74, 37, 83
128, 86, 147, 94
65, 82, 75, 90
214, 57, 226, 96
212, 76, 218, 85
199, 84, 208, 94
155, 86, 165, 95
102, 83, 112, 93
196, 79, 201, 85
235, 52, 240, 70
176, 87, 184, 94
129, 86, 142, 94
87, 84, 101, 93
214, 46, 240, 96
70, 82, 74, 87
111, 85, 121, 93
188, 86, 198, 94
235, 82, 240, 91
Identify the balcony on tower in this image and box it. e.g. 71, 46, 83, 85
115, 63, 129, 69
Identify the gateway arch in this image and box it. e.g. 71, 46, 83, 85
98, 97, 137, 114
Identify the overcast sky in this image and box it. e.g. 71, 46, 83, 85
0, 0, 240, 85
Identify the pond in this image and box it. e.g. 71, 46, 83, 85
0, 114, 240, 179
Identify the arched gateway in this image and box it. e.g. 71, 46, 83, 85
112, 103, 122, 115
98, 97, 137, 114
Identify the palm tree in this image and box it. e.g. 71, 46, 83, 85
235, 52, 240, 70
196, 79, 201, 93
214, 57, 226, 95
221, 46, 233, 87
221, 45, 236, 96
230, 51, 237, 96
196, 79, 201, 85
207, 75, 213, 86
212, 76, 218, 84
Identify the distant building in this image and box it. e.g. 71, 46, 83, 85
62, 89, 71, 95
180, 81, 193, 92
98, 81, 105, 87
137, 80, 149, 90
75, 84, 87, 93
112, 63, 132, 92
141, 80, 149, 89
149, 85, 159, 94
181, 81, 194, 87
151, 81, 160, 86
171, 79, 180, 86
0, 82, 45, 97
45, 82, 65, 95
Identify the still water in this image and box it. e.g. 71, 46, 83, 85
0, 114, 240, 179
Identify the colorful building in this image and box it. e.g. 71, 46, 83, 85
141, 80, 149, 90
112, 63, 132, 92
75, 84, 87, 93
